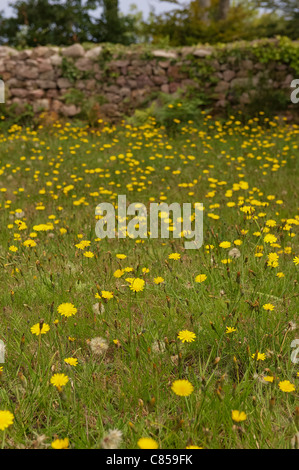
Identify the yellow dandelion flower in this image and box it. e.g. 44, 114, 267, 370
168, 252, 181, 260
137, 438, 159, 449
219, 241, 231, 248
171, 379, 194, 397
64, 358, 78, 366
101, 290, 114, 300
116, 254, 126, 259
278, 380, 295, 393
0, 410, 14, 431
226, 326, 237, 334
195, 274, 207, 283
231, 410, 247, 422
130, 278, 145, 293
30, 323, 50, 336
113, 269, 124, 278
177, 330, 196, 343
262, 303, 274, 311
252, 352, 266, 361
57, 303, 77, 317
186, 445, 203, 449
263, 376, 274, 383
51, 438, 69, 449
50, 373, 69, 389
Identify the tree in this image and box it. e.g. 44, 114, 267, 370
90, 0, 139, 44
145, 0, 256, 45
0, 0, 139, 46
197, 0, 211, 22
253, 0, 299, 38
217, 0, 230, 20
254, 0, 298, 17
0, 0, 97, 45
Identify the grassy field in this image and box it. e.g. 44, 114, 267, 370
0, 112, 298, 449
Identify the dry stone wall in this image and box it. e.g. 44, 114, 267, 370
0, 41, 296, 119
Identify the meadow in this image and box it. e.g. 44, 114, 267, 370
0, 111, 298, 449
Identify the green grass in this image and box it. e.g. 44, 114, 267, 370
0, 113, 298, 449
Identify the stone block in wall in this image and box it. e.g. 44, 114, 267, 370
75, 58, 94, 71
85, 79, 96, 91
61, 104, 81, 116
136, 75, 154, 88
6, 78, 24, 88
169, 82, 180, 93
193, 48, 213, 57
50, 54, 63, 67
0, 46, 18, 57
119, 87, 131, 98
181, 47, 194, 57
5, 60, 18, 72
10, 88, 29, 98
46, 89, 59, 98
62, 44, 85, 58
131, 88, 147, 103
144, 64, 152, 76
28, 89, 45, 99
11, 98, 26, 112
127, 79, 137, 89
76, 80, 87, 90
152, 76, 168, 85
31, 46, 57, 58
230, 78, 250, 89
16, 67, 39, 79
214, 81, 230, 93
241, 60, 253, 70
240, 92, 251, 105
106, 93, 122, 104
236, 69, 250, 78
100, 103, 122, 117
103, 85, 119, 94
181, 78, 197, 88
39, 70, 55, 81
33, 99, 50, 112
157, 60, 170, 69
26, 59, 38, 67
36, 80, 56, 89
215, 99, 228, 108
15, 50, 32, 60
37, 59, 53, 72
152, 50, 177, 59
116, 76, 127, 87
168, 65, 185, 80
153, 66, 166, 76
1, 72, 11, 81
111, 60, 130, 68
57, 78, 72, 89
222, 70, 235, 82
282, 74, 294, 88
52, 100, 63, 112
85, 46, 103, 61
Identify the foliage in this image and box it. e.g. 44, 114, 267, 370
61, 57, 83, 83
143, 0, 299, 46
128, 88, 212, 131
0, 0, 140, 46
212, 37, 299, 75
63, 88, 107, 126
